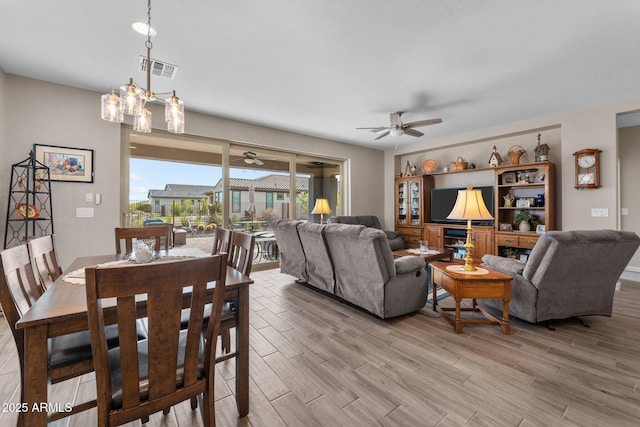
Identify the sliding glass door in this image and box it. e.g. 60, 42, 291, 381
123, 129, 344, 268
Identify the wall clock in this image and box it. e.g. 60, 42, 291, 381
573, 148, 601, 189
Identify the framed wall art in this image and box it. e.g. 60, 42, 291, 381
33, 144, 94, 183
502, 172, 516, 185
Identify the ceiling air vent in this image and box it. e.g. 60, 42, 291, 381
138, 56, 178, 80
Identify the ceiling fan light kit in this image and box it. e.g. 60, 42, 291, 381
100, 0, 185, 134
357, 111, 442, 140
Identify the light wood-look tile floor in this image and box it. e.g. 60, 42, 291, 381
1, 270, 640, 426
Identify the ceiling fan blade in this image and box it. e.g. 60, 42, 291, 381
403, 128, 424, 137
254, 158, 264, 166
374, 130, 390, 140
404, 118, 443, 128
356, 126, 388, 133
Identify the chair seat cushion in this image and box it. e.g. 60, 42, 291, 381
49, 320, 148, 368
180, 299, 236, 329
109, 330, 204, 408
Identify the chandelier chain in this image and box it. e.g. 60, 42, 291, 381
146, 0, 153, 49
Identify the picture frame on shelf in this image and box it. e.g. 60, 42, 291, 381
33, 144, 94, 183
499, 223, 513, 231
535, 170, 546, 182
519, 254, 529, 263
536, 224, 546, 233
516, 198, 530, 208
502, 172, 516, 185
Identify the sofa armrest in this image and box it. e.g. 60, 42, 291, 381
481, 254, 525, 275
384, 230, 401, 240
394, 256, 426, 274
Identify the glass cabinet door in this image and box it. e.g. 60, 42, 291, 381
397, 181, 407, 224
409, 180, 421, 224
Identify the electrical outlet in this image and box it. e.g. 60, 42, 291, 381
621, 208, 629, 216
591, 208, 609, 217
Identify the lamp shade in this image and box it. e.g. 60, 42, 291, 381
447, 185, 493, 221
311, 198, 332, 215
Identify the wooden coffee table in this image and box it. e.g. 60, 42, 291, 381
430, 261, 512, 334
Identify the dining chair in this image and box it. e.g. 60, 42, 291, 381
219, 231, 255, 356
227, 231, 256, 276
85, 254, 228, 426
211, 227, 233, 255
114, 225, 171, 254
0, 245, 97, 422
28, 234, 63, 291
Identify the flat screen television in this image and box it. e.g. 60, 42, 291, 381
430, 186, 494, 225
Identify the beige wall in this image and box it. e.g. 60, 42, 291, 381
619, 125, 640, 269
384, 98, 640, 269
1, 75, 384, 267
0, 67, 7, 237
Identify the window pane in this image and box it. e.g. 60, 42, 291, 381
232, 191, 241, 213
295, 157, 341, 223
266, 192, 273, 209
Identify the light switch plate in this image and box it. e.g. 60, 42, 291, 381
95, 193, 101, 205
591, 208, 609, 217
621, 208, 629, 216
76, 207, 94, 218
85, 192, 93, 203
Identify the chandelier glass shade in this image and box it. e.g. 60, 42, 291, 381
100, 0, 184, 134
100, 89, 123, 123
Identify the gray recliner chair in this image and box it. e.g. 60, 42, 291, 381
480, 230, 640, 324
328, 215, 405, 251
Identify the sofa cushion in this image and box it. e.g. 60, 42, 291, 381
324, 224, 389, 317
297, 222, 335, 293
355, 216, 381, 229
272, 219, 307, 281
481, 254, 525, 275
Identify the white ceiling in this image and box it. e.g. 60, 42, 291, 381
2, 0, 640, 150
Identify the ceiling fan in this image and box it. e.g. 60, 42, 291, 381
357, 111, 442, 140
234, 151, 274, 166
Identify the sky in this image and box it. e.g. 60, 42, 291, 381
129, 158, 275, 201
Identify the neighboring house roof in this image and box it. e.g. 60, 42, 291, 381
148, 175, 309, 200
148, 183, 213, 200
211, 174, 309, 193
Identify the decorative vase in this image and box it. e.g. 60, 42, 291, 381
518, 221, 531, 232
536, 193, 545, 207
503, 194, 514, 207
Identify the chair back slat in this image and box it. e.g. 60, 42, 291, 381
212, 228, 233, 255
0, 245, 42, 323
114, 226, 171, 254
0, 245, 45, 393
85, 255, 227, 426
28, 235, 63, 291
228, 231, 255, 276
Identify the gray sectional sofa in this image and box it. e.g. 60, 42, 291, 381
327, 215, 405, 251
272, 219, 428, 318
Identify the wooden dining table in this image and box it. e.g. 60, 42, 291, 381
15, 248, 253, 426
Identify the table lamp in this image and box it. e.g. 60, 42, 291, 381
447, 185, 494, 271
311, 198, 331, 224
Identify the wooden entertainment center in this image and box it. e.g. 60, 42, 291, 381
395, 162, 555, 261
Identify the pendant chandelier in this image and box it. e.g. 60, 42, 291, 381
100, 0, 184, 133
